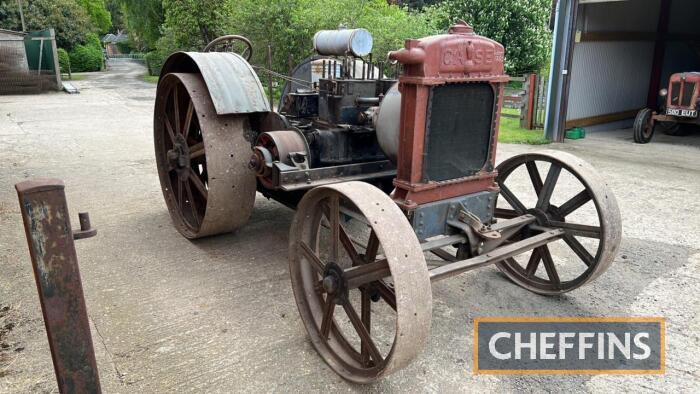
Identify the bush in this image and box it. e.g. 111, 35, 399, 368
57, 48, 71, 74
70, 33, 104, 72
146, 31, 179, 76
145, 51, 166, 76
116, 40, 133, 54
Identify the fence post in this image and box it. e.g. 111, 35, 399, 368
520, 73, 537, 130
15, 179, 101, 394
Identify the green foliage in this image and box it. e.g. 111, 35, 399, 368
230, 0, 437, 73
116, 39, 133, 53
70, 33, 103, 72
425, 0, 552, 75
0, 0, 95, 50
77, 0, 112, 33
160, 0, 234, 51
57, 48, 71, 74
106, 0, 127, 32
118, 0, 164, 51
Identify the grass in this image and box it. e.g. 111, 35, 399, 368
498, 108, 550, 145
61, 73, 88, 81
143, 75, 160, 84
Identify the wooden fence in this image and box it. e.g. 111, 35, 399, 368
501, 74, 548, 130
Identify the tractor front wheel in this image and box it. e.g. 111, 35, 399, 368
633, 108, 655, 143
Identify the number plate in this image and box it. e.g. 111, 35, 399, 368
666, 108, 698, 118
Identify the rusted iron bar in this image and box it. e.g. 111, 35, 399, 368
429, 229, 565, 282
15, 179, 101, 394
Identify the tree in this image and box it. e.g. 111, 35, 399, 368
160, 0, 233, 51
116, 0, 163, 50
106, 0, 126, 32
230, 0, 436, 73
424, 0, 551, 75
0, 0, 95, 50
77, 0, 112, 33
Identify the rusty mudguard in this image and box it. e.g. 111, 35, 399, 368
159, 51, 270, 115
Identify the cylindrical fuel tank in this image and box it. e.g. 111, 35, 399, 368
313, 28, 373, 57
374, 83, 401, 163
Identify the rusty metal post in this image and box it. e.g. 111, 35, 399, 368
15, 179, 101, 394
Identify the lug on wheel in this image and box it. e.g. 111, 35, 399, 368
494, 151, 622, 295
154, 72, 256, 239
289, 182, 432, 383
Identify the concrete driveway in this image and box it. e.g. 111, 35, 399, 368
1, 60, 699, 393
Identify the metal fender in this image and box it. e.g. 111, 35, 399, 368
159, 51, 270, 115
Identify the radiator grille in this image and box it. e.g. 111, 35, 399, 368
670, 82, 681, 105
422, 83, 495, 182
681, 82, 695, 107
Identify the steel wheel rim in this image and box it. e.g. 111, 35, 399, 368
494, 150, 621, 294
289, 182, 431, 383
154, 72, 256, 238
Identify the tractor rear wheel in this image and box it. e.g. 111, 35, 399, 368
633, 108, 654, 143
289, 181, 432, 383
154, 72, 256, 239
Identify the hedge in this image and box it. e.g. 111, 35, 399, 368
69, 33, 103, 72
57, 48, 71, 74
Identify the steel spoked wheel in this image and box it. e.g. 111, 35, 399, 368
154, 72, 256, 239
203, 35, 253, 61
494, 151, 621, 295
289, 182, 432, 383
633, 108, 654, 143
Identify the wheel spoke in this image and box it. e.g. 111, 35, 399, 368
361, 289, 371, 366
526, 161, 543, 197
525, 249, 542, 277
189, 142, 205, 160
431, 248, 457, 262
185, 181, 200, 227
539, 246, 560, 286
345, 259, 390, 289
563, 234, 595, 267
182, 100, 194, 137
299, 241, 326, 274
164, 116, 177, 144
339, 225, 361, 266
343, 301, 383, 364
536, 164, 562, 209
498, 183, 527, 214
365, 230, 379, 263
320, 298, 335, 339
375, 280, 396, 311
549, 221, 601, 238
326, 196, 340, 262
494, 208, 519, 219
177, 178, 184, 211
173, 85, 181, 134
558, 190, 592, 217
188, 171, 208, 200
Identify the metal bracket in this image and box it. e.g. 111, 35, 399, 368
73, 212, 97, 240
457, 209, 501, 240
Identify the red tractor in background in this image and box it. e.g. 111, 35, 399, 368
634, 71, 700, 143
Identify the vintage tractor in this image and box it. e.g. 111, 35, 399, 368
153, 22, 622, 382
634, 71, 700, 143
